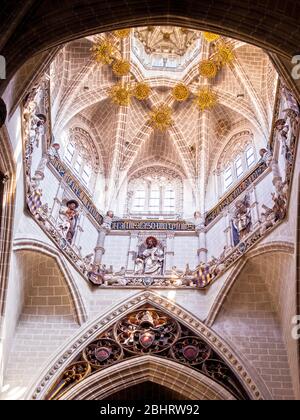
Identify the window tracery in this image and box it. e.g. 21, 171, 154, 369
127, 167, 183, 217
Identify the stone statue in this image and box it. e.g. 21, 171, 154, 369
102, 210, 115, 230
58, 199, 79, 244
233, 195, 252, 241
135, 236, 164, 275
259, 148, 272, 167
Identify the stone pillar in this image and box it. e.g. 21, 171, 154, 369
165, 233, 175, 273
196, 226, 207, 264
93, 226, 109, 266
50, 183, 64, 223
271, 160, 282, 186
223, 209, 232, 248
248, 186, 259, 227
33, 153, 48, 181
127, 232, 139, 273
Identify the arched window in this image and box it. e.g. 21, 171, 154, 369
218, 131, 258, 194
128, 167, 183, 217
63, 128, 100, 191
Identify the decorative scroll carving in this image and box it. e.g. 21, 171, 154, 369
46, 307, 249, 400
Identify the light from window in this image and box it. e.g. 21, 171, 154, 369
133, 189, 146, 211
149, 187, 160, 212
82, 165, 92, 185
235, 156, 244, 179
163, 188, 175, 212
224, 166, 233, 190
65, 143, 75, 164
246, 147, 255, 167
74, 155, 82, 173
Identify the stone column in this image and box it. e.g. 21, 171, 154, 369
127, 232, 139, 273
93, 226, 109, 266
50, 183, 64, 223
196, 226, 207, 264
223, 209, 232, 248
248, 186, 259, 227
33, 153, 48, 181
271, 160, 282, 187
165, 233, 175, 273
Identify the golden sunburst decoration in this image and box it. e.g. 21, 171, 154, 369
215, 43, 235, 66
109, 83, 132, 106
203, 32, 220, 43
114, 29, 131, 39
149, 105, 173, 131
199, 59, 218, 79
172, 83, 190, 102
112, 59, 131, 77
91, 40, 115, 65
132, 82, 151, 100
194, 87, 218, 111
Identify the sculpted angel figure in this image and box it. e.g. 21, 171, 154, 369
58, 199, 79, 244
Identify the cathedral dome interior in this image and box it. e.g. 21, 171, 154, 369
0, 1, 300, 402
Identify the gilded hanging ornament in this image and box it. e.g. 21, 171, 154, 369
203, 32, 220, 43
112, 59, 131, 77
194, 88, 218, 111
132, 82, 151, 100
199, 60, 218, 79
149, 105, 173, 131
109, 83, 132, 106
91, 40, 115, 65
215, 44, 235, 66
172, 83, 190, 102
114, 29, 131, 39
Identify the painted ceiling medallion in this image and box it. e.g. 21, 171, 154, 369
112, 59, 131, 77
172, 83, 190, 102
139, 331, 156, 349
95, 347, 112, 362
91, 39, 115, 65
132, 82, 151, 100
182, 345, 199, 362
203, 32, 220, 43
199, 59, 218, 79
149, 105, 173, 131
109, 83, 132, 106
194, 87, 218, 111
114, 28, 131, 39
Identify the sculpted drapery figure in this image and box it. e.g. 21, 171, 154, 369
233, 195, 252, 241
135, 236, 164, 275
58, 199, 79, 244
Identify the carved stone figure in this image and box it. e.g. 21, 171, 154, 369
259, 148, 272, 167
233, 195, 252, 241
102, 210, 115, 230
135, 236, 164, 275
260, 204, 276, 235
58, 199, 79, 244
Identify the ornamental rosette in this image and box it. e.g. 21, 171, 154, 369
109, 83, 132, 106
172, 83, 190, 102
194, 88, 218, 111
113, 29, 131, 39
91, 40, 115, 65
112, 59, 131, 77
149, 105, 173, 131
215, 44, 235, 66
203, 32, 220, 43
199, 60, 218, 79
132, 82, 151, 100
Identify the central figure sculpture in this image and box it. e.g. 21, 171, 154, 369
135, 236, 164, 275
